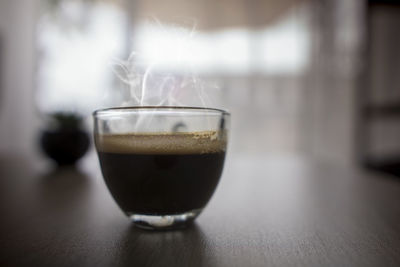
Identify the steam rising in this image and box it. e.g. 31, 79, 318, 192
111, 20, 217, 108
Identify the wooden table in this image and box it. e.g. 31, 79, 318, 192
1, 154, 400, 266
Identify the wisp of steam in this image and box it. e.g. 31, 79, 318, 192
111, 19, 217, 108
109, 20, 220, 131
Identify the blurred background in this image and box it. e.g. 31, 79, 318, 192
0, 0, 399, 175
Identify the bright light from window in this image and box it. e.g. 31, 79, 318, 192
37, 2, 126, 114
134, 10, 310, 75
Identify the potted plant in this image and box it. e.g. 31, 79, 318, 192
40, 112, 90, 165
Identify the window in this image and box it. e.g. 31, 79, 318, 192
36, 0, 127, 114
133, 8, 310, 75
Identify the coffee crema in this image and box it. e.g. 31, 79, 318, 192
95, 131, 227, 154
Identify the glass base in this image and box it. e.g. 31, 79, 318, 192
128, 209, 202, 230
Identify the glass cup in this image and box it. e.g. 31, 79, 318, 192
93, 106, 230, 230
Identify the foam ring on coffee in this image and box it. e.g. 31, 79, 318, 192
95, 131, 227, 155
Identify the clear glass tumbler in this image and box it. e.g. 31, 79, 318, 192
93, 106, 230, 230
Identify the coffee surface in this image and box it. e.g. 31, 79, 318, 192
95, 131, 226, 155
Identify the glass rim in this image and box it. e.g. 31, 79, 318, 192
93, 106, 230, 117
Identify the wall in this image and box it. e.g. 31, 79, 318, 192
303, 0, 364, 165
0, 0, 38, 156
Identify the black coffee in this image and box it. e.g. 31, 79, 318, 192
96, 132, 226, 216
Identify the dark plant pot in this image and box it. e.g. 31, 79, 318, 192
40, 128, 90, 166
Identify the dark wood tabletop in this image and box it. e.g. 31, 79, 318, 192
1, 153, 400, 267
